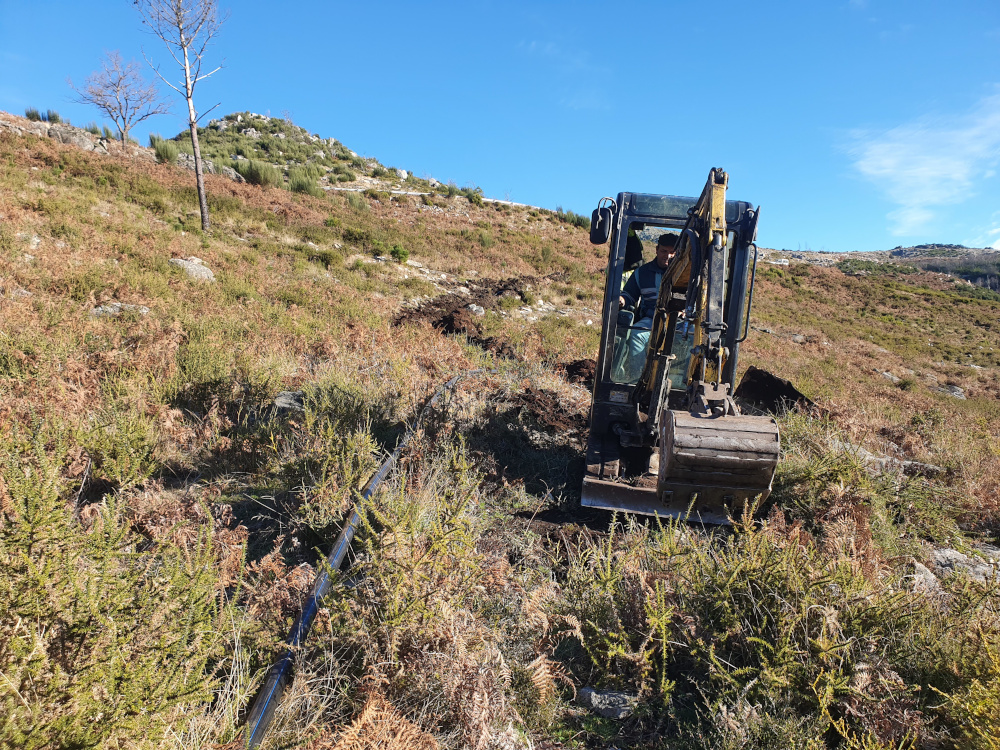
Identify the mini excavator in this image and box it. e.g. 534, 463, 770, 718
583, 168, 779, 524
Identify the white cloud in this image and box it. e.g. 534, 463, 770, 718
847, 88, 1000, 235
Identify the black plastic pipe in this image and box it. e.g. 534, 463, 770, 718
243, 371, 481, 748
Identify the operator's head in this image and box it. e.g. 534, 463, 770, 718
655, 233, 679, 268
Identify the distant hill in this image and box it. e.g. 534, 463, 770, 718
764, 242, 1000, 294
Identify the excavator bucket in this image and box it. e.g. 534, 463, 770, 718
657, 409, 780, 521
580, 410, 779, 525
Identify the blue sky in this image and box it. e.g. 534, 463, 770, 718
2, 0, 999, 253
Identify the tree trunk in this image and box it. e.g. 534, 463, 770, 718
181, 38, 210, 232
189, 120, 210, 231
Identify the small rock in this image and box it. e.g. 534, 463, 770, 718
586, 319, 593, 326
578, 687, 638, 720
219, 165, 246, 183
169, 256, 216, 282
945, 385, 966, 400
910, 561, 941, 594
23, 254, 35, 262
790, 334, 806, 344
405, 260, 424, 268
882, 372, 901, 384
931, 548, 996, 582
977, 544, 1000, 563
274, 391, 306, 415
467, 303, 486, 316
90, 302, 150, 318
10, 288, 32, 299
395, 168, 407, 180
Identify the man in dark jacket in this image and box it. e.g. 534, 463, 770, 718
613, 233, 678, 382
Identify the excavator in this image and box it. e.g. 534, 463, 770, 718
583, 168, 779, 524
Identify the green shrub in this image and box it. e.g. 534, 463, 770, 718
102, 125, 115, 140
84, 122, 101, 135
289, 166, 322, 197
389, 244, 409, 263
462, 186, 484, 207
371, 165, 390, 178
363, 188, 390, 202
45, 110, 61, 124
152, 136, 179, 165
233, 159, 283, 188
556, 207, 590, 229
477, 229, 494, 249
346, 191, 367, 211
0, 429, 227, 748
324, 216, 341, 228
24, 107, 42, 122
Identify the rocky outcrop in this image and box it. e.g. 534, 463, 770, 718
0, 112, 246, 183
169, 256, 215, 282
176, 152, 216, 174
0, 115, 113, 156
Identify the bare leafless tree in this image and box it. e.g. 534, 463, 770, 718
134, 0, 227, 231
69, 51, 170, 146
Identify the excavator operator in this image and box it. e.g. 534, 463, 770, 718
614, 232, 678, 382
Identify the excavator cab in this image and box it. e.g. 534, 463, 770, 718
583, 171, 780, 524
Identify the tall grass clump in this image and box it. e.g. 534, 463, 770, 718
233, 159, 284, 188
84, 122, 101, 135
46, 109, 62, 124
288, 166, 323, 197
150, 134, 179, 165
102, 125, 115, 140
24, 107, 42, 121
346, 190, 367, 212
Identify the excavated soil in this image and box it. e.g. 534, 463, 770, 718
556, 358, 597, 390
509, 386, 587, 437
393, 276, 537, 359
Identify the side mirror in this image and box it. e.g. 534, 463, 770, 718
590, 206, 613, 245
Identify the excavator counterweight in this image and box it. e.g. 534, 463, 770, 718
582, 169, 779, 523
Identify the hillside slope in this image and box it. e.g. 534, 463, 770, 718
2, 116, 999, 750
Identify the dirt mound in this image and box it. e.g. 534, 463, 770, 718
558, 358, 597, 389
734, 365, 814, 414
394, 276, 535, 358
510, 387, 587, 435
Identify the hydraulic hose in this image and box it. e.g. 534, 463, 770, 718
243, 370, 486, 748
